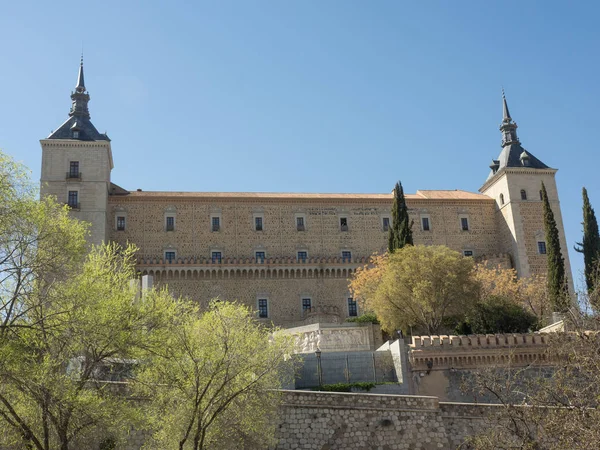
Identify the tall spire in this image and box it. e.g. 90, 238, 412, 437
76, 53, 85, 93
499, 89, 519, 146
69, 56, 90, 120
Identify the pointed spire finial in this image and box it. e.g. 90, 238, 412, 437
502, 87, 511, 122
76, 53, 85, 93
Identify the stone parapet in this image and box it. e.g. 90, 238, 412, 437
279, 390, 439, 411
409, 333, 551, 371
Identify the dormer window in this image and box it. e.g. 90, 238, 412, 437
72, 131, 79, 139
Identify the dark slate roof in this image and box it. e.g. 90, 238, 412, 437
47, 116, 110, 141
486, 142, 550, 181
109, 182, 130, 195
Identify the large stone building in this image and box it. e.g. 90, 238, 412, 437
40, 61, 573, 327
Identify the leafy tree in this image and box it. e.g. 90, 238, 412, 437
0, 243, 177, 450
473, 263, 550, 324
350, 246, 478, 335
456, 296, 539, 335
137, 301, 295, 450
388, 181, 413, 252
575, 187, 600, 293
0, 150, 88, 336
541, 182, 569, 312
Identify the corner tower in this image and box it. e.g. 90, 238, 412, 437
480, 92, 572, 289
40, 57, 113, 246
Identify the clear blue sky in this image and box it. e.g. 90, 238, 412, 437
1, 1, 599, 288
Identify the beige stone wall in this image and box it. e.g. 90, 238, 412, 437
40, 139, 113, 246
480, 168, 573, 292
108, 196, 500, 261
109, 194, 501, 325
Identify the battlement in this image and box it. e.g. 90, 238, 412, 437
411, 333, 549, 349
409, 333, 552, 371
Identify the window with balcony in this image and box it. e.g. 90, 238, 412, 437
68, 161, 79, 178
341, 251, 352, 261
297, 251, 308, 262
165, 251, 176, 263
116, 216, 126, 231
348, 298, 358, 317
256, 251, 265, 263
67, 190, 78, 208
212, 252, 222, 264
258, 298, 269, 318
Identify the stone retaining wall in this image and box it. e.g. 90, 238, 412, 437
273, 390, 498, 450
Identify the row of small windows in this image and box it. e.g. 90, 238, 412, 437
499, 189, 545, 206
114, 214, 467, 233
164, 250, 354, 263
256, 297, 358, 319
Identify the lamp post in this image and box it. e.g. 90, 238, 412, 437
315, 348, 323, 388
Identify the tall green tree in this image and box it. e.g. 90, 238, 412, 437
137, 301, 295, 450
541, 182, 569, 312
575, 187, 600, 292
388, 181, 413, 252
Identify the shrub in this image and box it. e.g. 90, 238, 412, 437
346, 313, 380, 324
456, 296, 539, 335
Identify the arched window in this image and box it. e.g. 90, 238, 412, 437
499, 194, 504, 205
520, 189, 527, 200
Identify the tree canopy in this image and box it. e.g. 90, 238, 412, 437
388, 181, 413, 252
351, 245, 479, 335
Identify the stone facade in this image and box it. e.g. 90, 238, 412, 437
39, 62, 573, 327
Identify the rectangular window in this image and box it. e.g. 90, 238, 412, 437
297, 251, 307, 262
69, 161, 79, 178
68, 191, 78, 208
258, 299, 269, 318
341, 251, 352, 261
255, 217, 263, 231
382, 217, 390, 232
296, 216, 305, 231
212, 216, 220, 232
538, 242, 547, 254
340, 217, 348, 231
166, 216, 175, 231
463, 250, 474, 257
422, 217, 430, 231
256, 251, 265, 263
348, 298, 358, 317
460, 217, 469, 231
212, 252, 222, 264
165, 251, 176, 263
117, 216, 126, 231
302, 298, 312, 313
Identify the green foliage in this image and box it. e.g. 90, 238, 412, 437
345, 312, 380, 324
353, 245, 479, 335
137, 300, 295, 450
575, 187, 600, 294
312, 382, 376, 392
388, 181, 413, 252
541, 182, 569, 312
455, 296, 540, 335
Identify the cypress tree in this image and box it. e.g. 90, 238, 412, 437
541, 182, 569, 312
388, 181, 413, 253
575, 187, 600, 292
